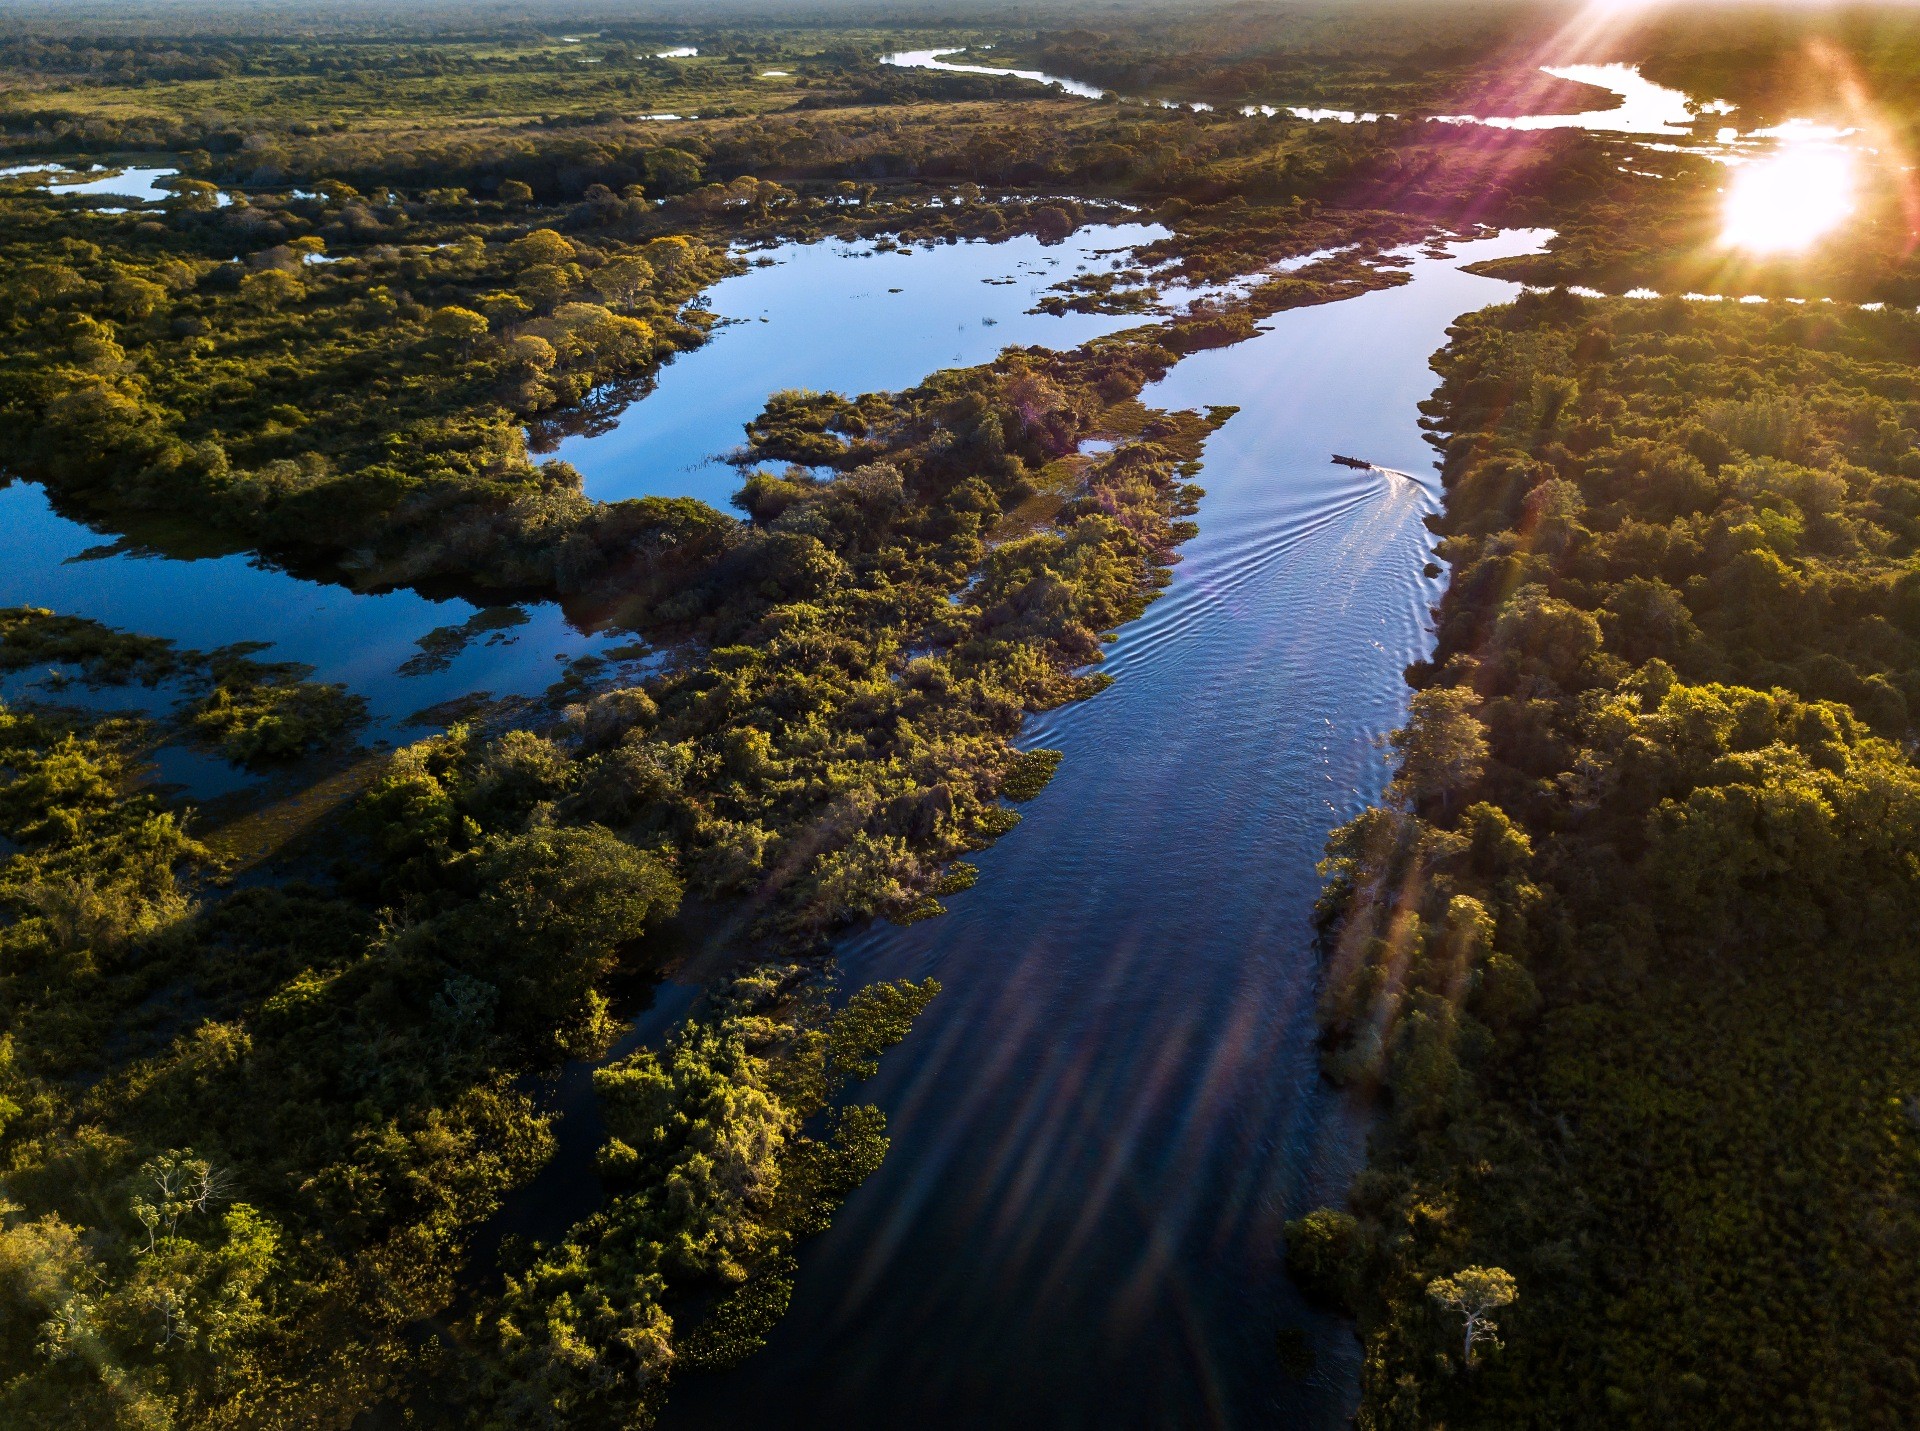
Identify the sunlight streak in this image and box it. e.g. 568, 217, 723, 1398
1721, 139, 1857, 253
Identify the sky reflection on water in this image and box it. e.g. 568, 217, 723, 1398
553, 225, 1169, 507
663, 228, 1552, 1431
0, 481, 627, 741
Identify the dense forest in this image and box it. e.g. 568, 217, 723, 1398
1294, 292, 1920, 1427
5, 0, 1920, 1426
1271, 12, 1920, 1428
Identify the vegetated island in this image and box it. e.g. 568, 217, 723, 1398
8, 2, 1920, 1427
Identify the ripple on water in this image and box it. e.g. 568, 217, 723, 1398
661, 230, 1551, 1431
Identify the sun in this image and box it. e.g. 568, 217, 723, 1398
1721, 140, 1858, 254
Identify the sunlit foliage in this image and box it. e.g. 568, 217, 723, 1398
1301, 291, 1920, 1429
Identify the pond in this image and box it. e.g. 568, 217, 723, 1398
0, 162, 228, 206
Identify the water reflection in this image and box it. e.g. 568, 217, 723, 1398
551, 225, 1170, 506
885, 47, 1876, 269
0, 481, 630, 739
0, 163, 215, 205
663, 228, 1553, 1431
883, 47, 1107, 100
884, 50, 1726, 141
1432, 62, 1704, 135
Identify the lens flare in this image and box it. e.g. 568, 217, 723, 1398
1721, 140, 1857, 253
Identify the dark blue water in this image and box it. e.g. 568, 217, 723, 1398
2, 211, 1547, 1427
663, 229, 1548, 1431
0, 480, 632, 743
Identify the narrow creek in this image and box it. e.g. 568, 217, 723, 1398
662, 227, 1550, 1431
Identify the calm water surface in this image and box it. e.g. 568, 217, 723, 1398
1, 224, 1162, 742
883, 47, 1108, 100
884, 50, 1726, 135
664, 229, 1549, 1431
555, 225, 1169, 506
4, 206, 1548, 1426
0, 481, 632, 742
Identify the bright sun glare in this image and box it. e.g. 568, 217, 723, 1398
1721, 140, 1858, 253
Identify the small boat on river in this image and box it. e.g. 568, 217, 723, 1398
1331, 453, 1374, 470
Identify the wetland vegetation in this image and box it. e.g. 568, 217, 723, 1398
7, 1, 1920, 1427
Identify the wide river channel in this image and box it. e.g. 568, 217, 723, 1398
3, 196, 1543, 1424
662, 226, 1547, 1430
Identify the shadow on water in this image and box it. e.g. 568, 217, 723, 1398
661, 229, 1550, 1431
0, 478, 635, 742
464, 975, 705, 1287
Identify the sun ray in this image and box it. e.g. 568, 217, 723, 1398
1720, 138, 1858, 253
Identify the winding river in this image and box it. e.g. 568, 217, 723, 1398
663, 227, 1550, 1431
5, 131, 1556, 1426
884, 47, 1723, 133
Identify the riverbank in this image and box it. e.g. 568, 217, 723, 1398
1300, 287, 1920, 1427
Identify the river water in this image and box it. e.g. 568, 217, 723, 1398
663, 227, 1549, 1431
4, 190, 1547, 1424
885, 48, 1735, 137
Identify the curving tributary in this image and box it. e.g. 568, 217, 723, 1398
4, 194, 1548, 1424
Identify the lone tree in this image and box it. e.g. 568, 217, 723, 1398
1389, 686, 1487, 817
429, 305, 490, 352
1427, 1265, 1517, 1368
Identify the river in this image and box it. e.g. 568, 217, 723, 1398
662, 227, 1550, 1431
884, 48, 1724, 132
5, 177, 1546, 1423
